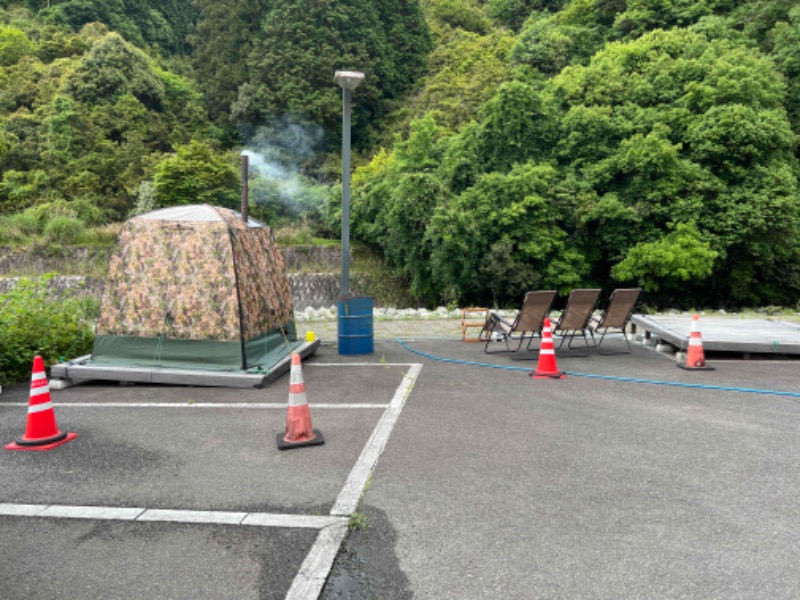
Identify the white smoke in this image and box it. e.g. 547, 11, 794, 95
241, 116, 325, 221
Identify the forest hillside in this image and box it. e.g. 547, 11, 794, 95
1, 0, 799, 309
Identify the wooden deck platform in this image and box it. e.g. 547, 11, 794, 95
629, 315, 800, 356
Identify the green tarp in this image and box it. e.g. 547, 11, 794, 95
92, 323, 301, 372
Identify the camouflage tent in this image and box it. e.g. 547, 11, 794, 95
91, 205, 301, 372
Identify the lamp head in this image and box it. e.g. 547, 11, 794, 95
334, 70, 365, 90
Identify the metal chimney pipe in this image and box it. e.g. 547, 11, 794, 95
240, 153, 249, 223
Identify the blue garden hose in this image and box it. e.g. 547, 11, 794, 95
396, 338, 800, 399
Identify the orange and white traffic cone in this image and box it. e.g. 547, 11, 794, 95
530, 317, 566, 379
5, 356, 77, 451
277, 353, 324, 450
678, 314, 715, 371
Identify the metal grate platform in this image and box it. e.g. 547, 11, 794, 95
49, 340, 320, 389
629, 315, 800, 356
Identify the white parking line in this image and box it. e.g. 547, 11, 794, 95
241, 514, 344, 529
309, 363, 417, 367
0, 503, 48, 516
285, 523, 349, 600
332, 364, 423, 516
137, 509, 246, 525
0, 403, 388, 409
41, 505, 146, 520
0, 503, 349, 529
286, 363, 423, 599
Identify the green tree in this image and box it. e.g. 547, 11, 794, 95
611, 222, 718, 294
189, 0, 267, 124
0, 25, 34, 66
389, 28, 513, 134
477, 80, 558, 173
729, 0, 794, 50
0, 55, 46, 114
65, 32, 164, 109
551, 28, 800, 305
436, 120, 483, 194
428, 162, 586, 305
352, 115, 444, 244
424, 0, 492, 34
613, 0, 715, 38
153, 140, 239, 208
0, 24, 210, 218
35, 24, 89, 62
770, 6, 800, 134
29, 0, 195, 54
487, 0, 566, 31
380, 172, 450, 302
511, 15, 604, 75
233, 0, 430, 144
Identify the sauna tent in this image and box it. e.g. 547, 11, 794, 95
89, 204, 303, 373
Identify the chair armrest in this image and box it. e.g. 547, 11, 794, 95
588, 313, 604, 329
482, 312, 515, 335
492, 312, 515, 329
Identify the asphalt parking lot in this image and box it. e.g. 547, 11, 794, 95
1, 333, 799, 599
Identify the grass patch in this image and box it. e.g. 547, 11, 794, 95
348, 512, 368, 532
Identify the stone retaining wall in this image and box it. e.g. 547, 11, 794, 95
0, 275, 105, 298
288, 272, 363, 308
0, 246, 113, 275
0, 245, 339, 275
0, 245, 364, 308
0, 273, 354, 310
282, 246, 343, 271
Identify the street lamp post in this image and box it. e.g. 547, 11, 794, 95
334, 70, 364, 297
334, 70, 373, 355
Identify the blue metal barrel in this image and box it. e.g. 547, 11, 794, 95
337, 296, 374, 355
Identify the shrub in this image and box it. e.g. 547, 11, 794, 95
0, 275, 96, 385
76, 223, 121, 246
0, 215, 27, 244
5, 211, 41, 237
43, 215, 85, 244
69, 198, 108, 226
611, 223, 718, 292
25, 200, 78, 227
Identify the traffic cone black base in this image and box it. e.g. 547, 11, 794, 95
529, 371, 566, 379
677, 363, 715, 371
277, 429, 325, 451
6, 432, 77, 452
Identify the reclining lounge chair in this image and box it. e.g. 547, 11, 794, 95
589, 287, 642, 355
551, 288, 601, 356
480, 290, 557, 354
